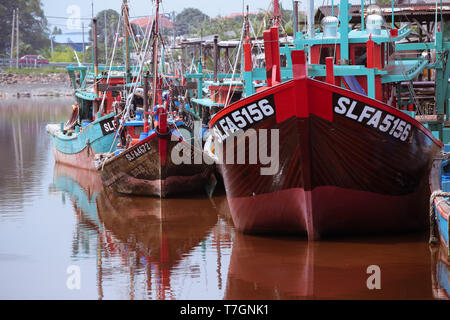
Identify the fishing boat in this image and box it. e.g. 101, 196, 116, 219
46, 14, 130, 170
209, 0, 444, 239
96, 0, 216, 197
429, 149, 450, 262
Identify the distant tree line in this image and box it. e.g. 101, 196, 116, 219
0, 0, 49, 58
0, 1, 304, 63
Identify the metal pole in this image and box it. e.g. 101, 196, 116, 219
172, 11, 176, 47
152, 0, 160, 109
93, 19, 99, 84
213, 35, 218, 82
307, 0, 314, 39
123, 0, 131, 83
82, 22, 85, 63
11, 9, 15, 66
93, 18, 99, 118
50, 33, 54, 59
361, 0, 365, 31
273, 0, 280, 27
104, 11, 108, 64
392, 0, 395, 29
143, 72, 149, 133
16, 8, 19, 69
293, 1, 299, 34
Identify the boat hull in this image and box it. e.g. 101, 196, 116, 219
97, 132, 216, 197
47, 113, 116, 170
210, 70, 442, 239
430, 155, 450, 261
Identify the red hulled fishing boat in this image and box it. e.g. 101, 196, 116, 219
210, 47, 442, 239
96, 0, 215, 197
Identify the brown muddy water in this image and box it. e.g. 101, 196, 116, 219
0, 96, 448, 300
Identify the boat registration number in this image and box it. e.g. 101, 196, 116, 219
99, 117, 116, 136
125, 142, 152, 162
333, 94, 412, 142
212, 95, 275, 143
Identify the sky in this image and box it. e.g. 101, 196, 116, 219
42, 0, 300, 33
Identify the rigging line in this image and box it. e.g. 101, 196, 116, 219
224, 20, 246, 108
382, 18, 424, 115
104, 3, 156, 158
98, 13, 124, 113
254, 1, 274, 42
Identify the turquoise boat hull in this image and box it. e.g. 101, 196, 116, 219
47, 113, 116, 170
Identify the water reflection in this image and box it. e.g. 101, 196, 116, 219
225, 233, 435, 299
0, 98, 69, 216
0, 97, 446, 300
430, 244, 450, 300
51, 163, 233, 299
50, 161, 439, 300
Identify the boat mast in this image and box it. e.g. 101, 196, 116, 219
307, 0, 314, 39
361, 0, 365, 31
338, 0, 350, 63
122, 0, 131, 84
93, 18, 100, 119
293, 1, 299, 34
152, 0, 160, 110
273, 0, 281, 27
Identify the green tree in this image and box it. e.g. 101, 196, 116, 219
52, 26, 62, 35
0, 0, 49, 56
89, 10, 120, 46
176, 8, 209, 36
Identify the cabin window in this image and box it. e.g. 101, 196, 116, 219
319, 47, 336, 64
280, 54, 287, 68
386, 42, 395, 65
354, 46, 367, 66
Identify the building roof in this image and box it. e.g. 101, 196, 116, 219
224, 12, 260, 19
130, 15, 174, 29
53, 32, 86, 44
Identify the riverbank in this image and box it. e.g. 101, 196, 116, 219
0, 71, 73, 98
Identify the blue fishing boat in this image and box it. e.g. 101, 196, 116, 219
46, 113, 116, 170
430, 146, 450, 262
47, 4, 142, 170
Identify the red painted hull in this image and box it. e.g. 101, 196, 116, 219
228, 184, 430, 237
210, 63, 442, 239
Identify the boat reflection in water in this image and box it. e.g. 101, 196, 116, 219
51, 163, 233, 300
430, 244, 450, 300
225, 233, 435, 299
51, 163, 441, 300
